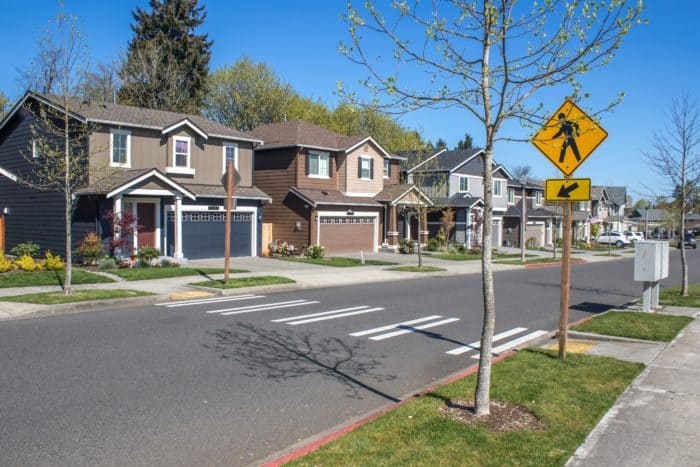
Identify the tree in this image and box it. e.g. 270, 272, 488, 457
341, 1, 643, 415
439, 208, 456, 246
513, 166, 532, 262
0, 91, 9, 119
435, 138, 447, 150
456, 133, 474, 150
119, 0, 212, 113
644, 94, 700, 296
79, 62, 121, 103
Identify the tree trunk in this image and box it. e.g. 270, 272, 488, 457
680, 211, 688, 296
417, 207, 424, 268
63, 96, 72, 296
521, 185, 527, 261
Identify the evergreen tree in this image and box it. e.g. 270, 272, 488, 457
456, 132, 474, 150
118, 0, 212, 113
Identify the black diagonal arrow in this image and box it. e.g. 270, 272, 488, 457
557, 182, 579, 198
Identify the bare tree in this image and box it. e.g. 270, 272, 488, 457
80, 61, 121, 103
513, 166, 532, 262
341, 1, 643, 415
643, 93, 700, 296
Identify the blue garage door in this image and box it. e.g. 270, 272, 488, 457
168, 211, 253, 259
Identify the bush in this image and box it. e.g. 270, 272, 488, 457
525, 237, 539, 249
270, 240, 290, 257
0, 252, 14, 273
399, 238, 415, 254
306, 244, 326, 259
97, 257, 117, 270
454, 242, 467, 254
136, 260, 151, 268
14, 255, 37, 272
137, 245, 160, 264
43, 251, 65, 271
426, 238, 441, 251
11, 241, 40, 259
555, 237, 563, 248
77, 232, 104, 266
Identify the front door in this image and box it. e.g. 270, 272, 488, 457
137, 203, 156, 249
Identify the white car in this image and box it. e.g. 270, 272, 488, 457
624, 231, 644, 242
596, 231, 631, 248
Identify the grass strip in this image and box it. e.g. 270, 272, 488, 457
385, 266, 446, 272
278, 257, 397, 267
659, 284, 700, 308
192, 275, 295, 289
0, 289, 153, 305
289, 349, 643, 467
104, 267, 235, 281
593, 253, 621, 257
573, 311, 693, 342
0, 268, 113, 288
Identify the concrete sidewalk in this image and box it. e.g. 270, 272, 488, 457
568, 306, 700, 467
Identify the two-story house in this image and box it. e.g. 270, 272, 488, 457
548, 186, 611, 242
0, 91, 271, 259
404, 148, 511, 248
503, 180, 559, 248
249, 120, 431, 254
599, 186, 628, 232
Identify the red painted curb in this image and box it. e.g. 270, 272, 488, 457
262, 352, 516, 466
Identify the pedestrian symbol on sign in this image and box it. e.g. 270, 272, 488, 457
553, 113, 581, 163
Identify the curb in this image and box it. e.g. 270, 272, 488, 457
565, 330, 662, 345
186, 282, 304, 296
523, 259, 587, 269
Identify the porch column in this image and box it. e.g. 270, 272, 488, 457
387, 205, 399, 247
419, 207, 428, 244
113, 195, 123, 256
174, 195, 183, 259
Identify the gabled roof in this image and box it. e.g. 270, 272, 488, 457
249, 120, 399, 159
183, 184, 272, 202
628, 208, 671, 222
0, 91, 262, 143
404, 147, 512, 179
80, 168, 196, 200
432, 193, 484, 208
591, 186, 608, 202
374, 184, 433, 206
289, 187, 383, 207
603, 186, 627, 206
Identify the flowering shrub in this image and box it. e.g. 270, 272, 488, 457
44, 251, 65, 271
306, 244, 326, 259
77, 232, 104, 265
0, 252, 15, 273
137, 245, 160, 264
14, 255, 38, 272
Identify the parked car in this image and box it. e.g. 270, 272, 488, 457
649, 231, 671, 240
596, 231, 631, 248
677, 233, 697, 249
625, 231, 644, 242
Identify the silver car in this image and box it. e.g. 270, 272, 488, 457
596, 231, 631, 248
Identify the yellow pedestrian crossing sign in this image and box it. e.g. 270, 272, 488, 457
532, 100, 608, 177
545, 178, 591, 202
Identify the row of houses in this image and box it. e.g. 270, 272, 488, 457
0, 91, 633, 259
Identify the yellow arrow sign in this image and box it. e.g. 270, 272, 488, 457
532, 100, 608, 177
545, 178, 591, 202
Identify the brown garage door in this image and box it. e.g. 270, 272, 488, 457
319, 216, 375, 253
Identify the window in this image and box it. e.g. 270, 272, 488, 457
493, 179, 503, 196
174, 136, 190, 168
358, 156, 373, 180
458, 176, 469, 193
222, 143, 238, 174
307, 151, 329, 177
110, 129, 130, 167
383, 159, 391, 178
31, 139, 40, 159
508, 188, 515, 204
535, 191, 543, 205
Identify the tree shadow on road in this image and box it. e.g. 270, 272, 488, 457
204, 323, 400, 402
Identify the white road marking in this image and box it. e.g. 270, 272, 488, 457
272, 306, 370, 323
470, 330, 548, 358
446, 327, 528, 355
288, 308, 384, 325
369, 317, 460, 341
218, 301, 320, 316
206, 300, 312, 315
156, 294, 264, 307
349, 315, 443, 337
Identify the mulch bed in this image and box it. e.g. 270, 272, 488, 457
439, 399, 545, 432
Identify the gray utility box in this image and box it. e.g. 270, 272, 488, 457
634, 241, 669, 311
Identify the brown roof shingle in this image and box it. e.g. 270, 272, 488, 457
249, 120, 366, 151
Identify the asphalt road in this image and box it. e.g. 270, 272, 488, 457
1, 248, 698, 466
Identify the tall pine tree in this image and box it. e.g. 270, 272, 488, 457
118, 0, 212, 113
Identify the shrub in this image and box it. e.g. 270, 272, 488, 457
525, 237, 539, 249
455, 242, 467, 254
43, 251, 65, 271
160, 258, 173, 268
136, 260, 151, 268
14, 255, 37, 272
272, 241, 290, 257
77, 232, 104, 265
426, 238, 441, 251
306, 244, 326, 259
0, 252, 14, 273
555, 237, 563, 247
399, 238, 415, 254
97, 257, 117, 270
137, 245, 160, 264
11, 241, 40, 258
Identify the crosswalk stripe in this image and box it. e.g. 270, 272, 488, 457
272, 306, 370, 323
288, 307, 384, 325
156, 294, 263, 307
206, 300, 310, 314
446, 327, 528, 355
219, 301, 320, 316
349, 315, 443, 337
369, 317, 460, 341
470, 330, 548, 358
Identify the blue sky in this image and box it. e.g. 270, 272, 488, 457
1, 1, 698, 203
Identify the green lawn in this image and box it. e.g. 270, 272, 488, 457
289, 349, 643, 467
103, 267, 236, 281
0, 269, 113, 288
192, 275, 295, 289
0, 289, 153, 305
385, 265, 446, 273
278, 257, 397, 267
573, 311, 693, 342
660, 284, 700, 308
593, 253, 621, 257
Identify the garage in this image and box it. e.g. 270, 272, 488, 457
167, 211, 254, 259
524, 222, 545, 247
318, 215, 376, 254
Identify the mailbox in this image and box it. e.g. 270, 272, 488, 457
634, 241, 669, 282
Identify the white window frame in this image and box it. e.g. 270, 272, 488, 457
508, 188, 515, 204
458, 176, 469, 193
359, 156, 372, 180
110, 129, 131, 168
308, 151, 330, 179
493, 179, 503, 197
383, 159, 390, 178
535, 191, 543, 206
31, 139, 39, 159
222, 143, 239, 174
167, 135, 195, 175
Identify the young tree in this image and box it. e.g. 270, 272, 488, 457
341, 1, 643, 415
643, 94, 700, 296
119, 0, 212, 113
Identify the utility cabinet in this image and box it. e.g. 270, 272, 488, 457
634, 241, 669, 311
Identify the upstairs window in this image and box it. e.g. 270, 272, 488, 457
493, 179, 503, 196
222, 143, 238, 174
536, 191, 543, 205
508, 188, 515, 204
383, 159, 391, 178
307, 151, 330, 177
358, 156, 373, 180
458, 176, 469, 193
174, 136, 190, 168
110, 129, 130, 167
31, 139, 40, 159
